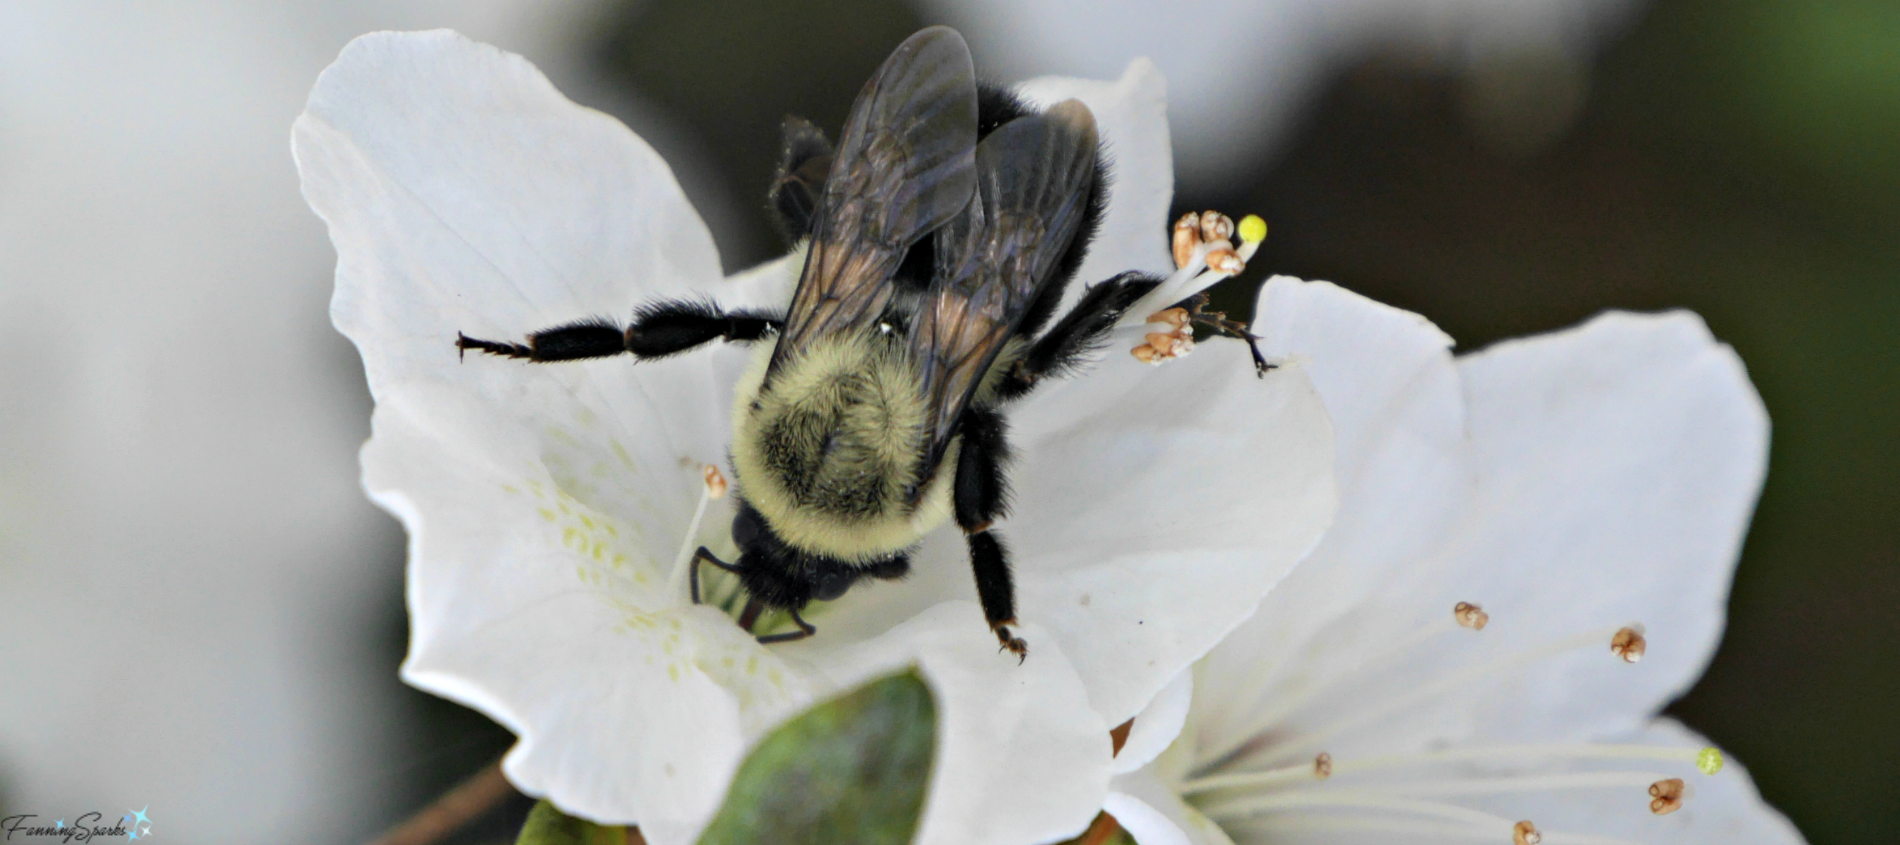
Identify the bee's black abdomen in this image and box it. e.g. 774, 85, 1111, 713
975, 84, 1032, 137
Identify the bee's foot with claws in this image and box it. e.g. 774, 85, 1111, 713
994, 625, 1029, 664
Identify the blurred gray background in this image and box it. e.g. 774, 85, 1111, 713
0, 1, 1892, 843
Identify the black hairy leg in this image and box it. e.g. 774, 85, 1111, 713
756, 607, 818, 644
1178, 291, 1276, 377
993, 271, 1162, 401
952, 405, 1026, 661
456, 299, 781, 363
767, 116, 834, 245
689, 545, 742, 605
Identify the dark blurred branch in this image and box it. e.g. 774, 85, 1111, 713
368, 758, 517, 845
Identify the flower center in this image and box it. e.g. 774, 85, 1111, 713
1177, 603, 1724, 844
1129, 210, 1267, 365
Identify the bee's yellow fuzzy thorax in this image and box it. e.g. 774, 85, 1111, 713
730, 335, 956, 562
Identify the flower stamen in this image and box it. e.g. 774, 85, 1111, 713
1455, 601, 1490, 630
1514, 819, 1542, 845
1181, 743, 1723, 796
665, 464, 724, 603
1649, 777, 1686, 815
1126, 210, 1267, 340
1610, 625, 1646, 663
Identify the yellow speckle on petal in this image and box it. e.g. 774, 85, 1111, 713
502, 483, 520, 494
668, 665, 679, 682
538, 508, 556, 522
612, 440, 637, 472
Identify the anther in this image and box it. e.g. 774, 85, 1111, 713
1172, 213, 1202, 269
1199, 211, 1235, 244
1205, 246, 1244, 275
1512, 820, 1541, 845
1313, 752, 1332, 780
703, 464, 728, 499
1148, 307, 1190, 330
1610, 626, 1647, 663
1454, 601, 1490, 630
1132, 310, 1197, 365
1696, 746, 1724, 775
1649, 778, 1686, 815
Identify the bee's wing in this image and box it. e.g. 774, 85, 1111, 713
770, 27, 978, 371
909, 100, 1100, 473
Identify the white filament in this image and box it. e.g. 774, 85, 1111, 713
664, 479, 716, 603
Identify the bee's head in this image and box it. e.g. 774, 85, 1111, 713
729, 498, 877, 608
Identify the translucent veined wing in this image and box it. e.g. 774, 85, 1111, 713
908, 100, 1100, 477
769, 27, 979, 373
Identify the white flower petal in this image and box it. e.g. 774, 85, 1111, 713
797, 345, 1336, 730
1108, 769, 1239, 845
1189, 277, 1472, 754
814, 603, 1112, 845
368, 382, 813, 833
1115, 667, 1194, 775
1432, 311, 1768, 744
1017, 58, 1175, 289
1014, 350, 1335, 725
295, 29, 725, 399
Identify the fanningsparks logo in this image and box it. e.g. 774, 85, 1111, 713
1, 807, 153, 842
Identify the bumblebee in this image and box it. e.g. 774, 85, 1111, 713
457, 27, 1171, 659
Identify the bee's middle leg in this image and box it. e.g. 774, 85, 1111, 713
954, 405, 1027, 662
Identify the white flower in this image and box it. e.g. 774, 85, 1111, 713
292, 30, 1337, 845
1106, 278, 1807, 845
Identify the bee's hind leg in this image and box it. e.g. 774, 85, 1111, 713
953, 405, 1029, 662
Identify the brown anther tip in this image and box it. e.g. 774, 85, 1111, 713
1611, 626, 1647, 663
702, 464, 728, 499
1148, 307, 1190, 330
1200, 210, 1235, 244
1205, 247, 1244, 275
1132, 344, 1161, 363
1172, 213, 1203, 269
1313, 752, 1332, 780
1145, 331, 1179, 348
1110, 719, 1135, 756
1649, 778, 1685, 815
1512, 820, 1541, 845
1454, 601, 1490, 630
